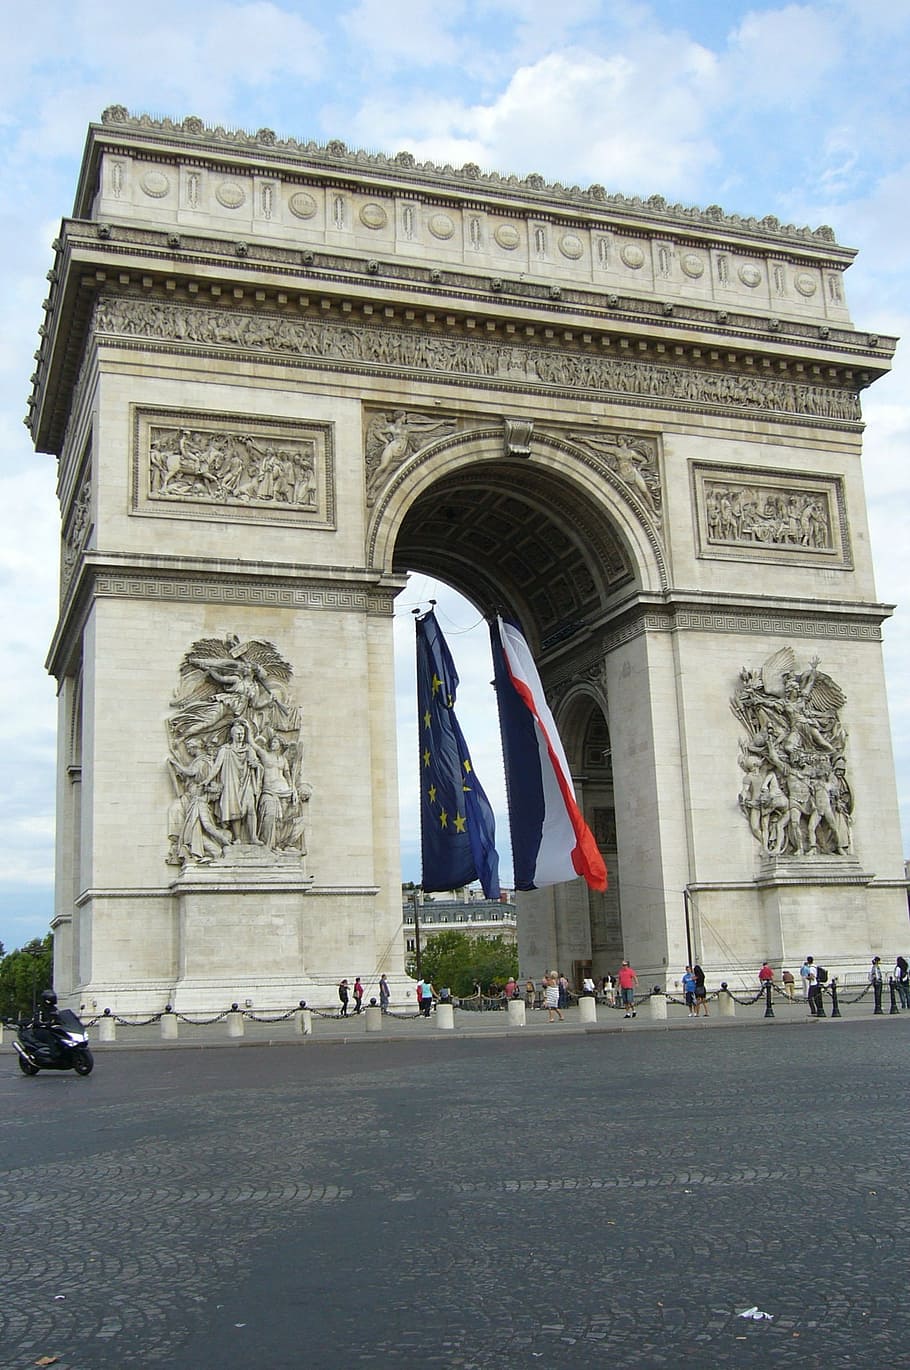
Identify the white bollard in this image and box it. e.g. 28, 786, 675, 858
227, 1010, 244, 1038
578, 996, 597, 1024
0, 1023, 4, 1046
647, 992, 668, 1022
365, 1005, 382, 1033
436, 1002, 455, 1030
717, 989, 736, 1018
98, 1015, 116, 1042
160, 1013, 178, 1040
507, 997, 526, 1028
294, 1008, 313, 1036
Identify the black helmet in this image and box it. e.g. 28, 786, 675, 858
40, 989, 58, 1006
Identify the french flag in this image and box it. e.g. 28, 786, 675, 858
491, 616, 607, 893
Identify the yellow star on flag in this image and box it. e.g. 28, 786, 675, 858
454, 813, 467, 833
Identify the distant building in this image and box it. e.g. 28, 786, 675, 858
402, 886, 516, 957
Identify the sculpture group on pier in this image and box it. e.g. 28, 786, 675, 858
165, 636, 310, 866
732, 646, 853, 857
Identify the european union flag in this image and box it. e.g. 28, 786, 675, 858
415, 611, 500, 898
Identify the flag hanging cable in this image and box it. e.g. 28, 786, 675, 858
415, 611, 501, 899
491, 615, 607, 893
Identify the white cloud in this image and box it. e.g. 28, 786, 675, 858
724, 5, 844, 106
340, 0, 468, 67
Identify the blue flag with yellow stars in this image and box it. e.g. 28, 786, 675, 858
415, 610, 500, 899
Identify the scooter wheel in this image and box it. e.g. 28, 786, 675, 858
18, 1054, 39, 1076
72, 1047, 94, 1076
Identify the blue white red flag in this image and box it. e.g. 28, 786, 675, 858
491, 615, 607, 893
416, 611, 501, 899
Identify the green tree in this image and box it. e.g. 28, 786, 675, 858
407, 930, 518, 997
0, 934, 54, 1020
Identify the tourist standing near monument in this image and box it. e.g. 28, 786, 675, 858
758, 961, 774, 986
544, 974, 564, 1023
894, 957, 910, 1010
352, 977, 364, 1014
800, 957, 816, 1011
618, 961, 638, 1018
692, 964, 709, 1017
681, 966, 697, 1017
338, 979, 350, 1017
379, 975, 390, 1014
869, 956, 884, 1015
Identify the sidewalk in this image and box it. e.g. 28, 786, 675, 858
14, 985, 892, 1052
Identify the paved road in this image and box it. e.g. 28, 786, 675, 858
2, 1016, 908, 1369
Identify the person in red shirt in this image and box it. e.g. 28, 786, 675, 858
758, 962, 774, 984
617, 960, 639, 1018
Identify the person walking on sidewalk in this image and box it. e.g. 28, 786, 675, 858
800, 956, 816, 1013
618, 960, 639, 1018
352, 976, 365, 1013
338, 978, 350, 1017
895, 956, 910, 1010
379, 974, 390, 1013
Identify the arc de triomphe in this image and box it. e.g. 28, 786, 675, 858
28, 108, 906, 1011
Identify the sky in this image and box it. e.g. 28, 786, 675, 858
2, 0, 909, 949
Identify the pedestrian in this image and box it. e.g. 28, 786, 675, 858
557, 973, 569, 1009
379, 974, 390, 1013
504, 976, 517, 1003
758, 961, 774, 986
681, 965, 697, 1017
420, 978, 435, 1017
781, 969, 795, 999
352, 976, 364, 1013
524, 977, 536, 1010
338, 978, 349, 1017
544, 973, 564, 1023
800, 956, 816, 1012
582, 974, 596, 996
870, 956, 884, 1014
692, 963, 709, 1017
895, 956, 910, 1010
617, 960, 638, 1018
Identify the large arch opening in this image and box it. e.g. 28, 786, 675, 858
389, 448, 640, 987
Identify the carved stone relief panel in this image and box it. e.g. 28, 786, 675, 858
131, 407, 336, 529
562, 428, 662, 526
166, 635, 311, 868
95, 297, 863, 426
692, 462, 851, 568
61, 444, 93, 593
363, 409, 458, 504
731, 647, 852, 858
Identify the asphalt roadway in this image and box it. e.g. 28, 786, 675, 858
2, 1007, 908, 1369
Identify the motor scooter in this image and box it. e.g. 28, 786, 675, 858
13, 991, 94, 1076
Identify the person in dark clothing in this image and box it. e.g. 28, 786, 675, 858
338, 978, 349, 1016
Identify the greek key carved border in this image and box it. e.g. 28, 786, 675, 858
92, 573, 394, 613
543, 604, 883, 691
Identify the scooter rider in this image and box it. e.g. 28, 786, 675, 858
37, 988, 60, 1027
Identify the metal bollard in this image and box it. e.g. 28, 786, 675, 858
435, 1002, 455, 1030
577, 995, 597, 1024
98, 1012, 116, 1042
507, 997, 527, 1027
889, 978, 900, 1015
873, 981, 884, 1015
717, 985, 735, 1018
227, 1009, 244, 1038
830, 979, 841, 1017
764, 981, 775, 1018
160, 1012, 178, 1040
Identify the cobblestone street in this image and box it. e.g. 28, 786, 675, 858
2, 1014, 908, 1368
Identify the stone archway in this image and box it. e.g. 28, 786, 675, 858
28, 110, 908, 1011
